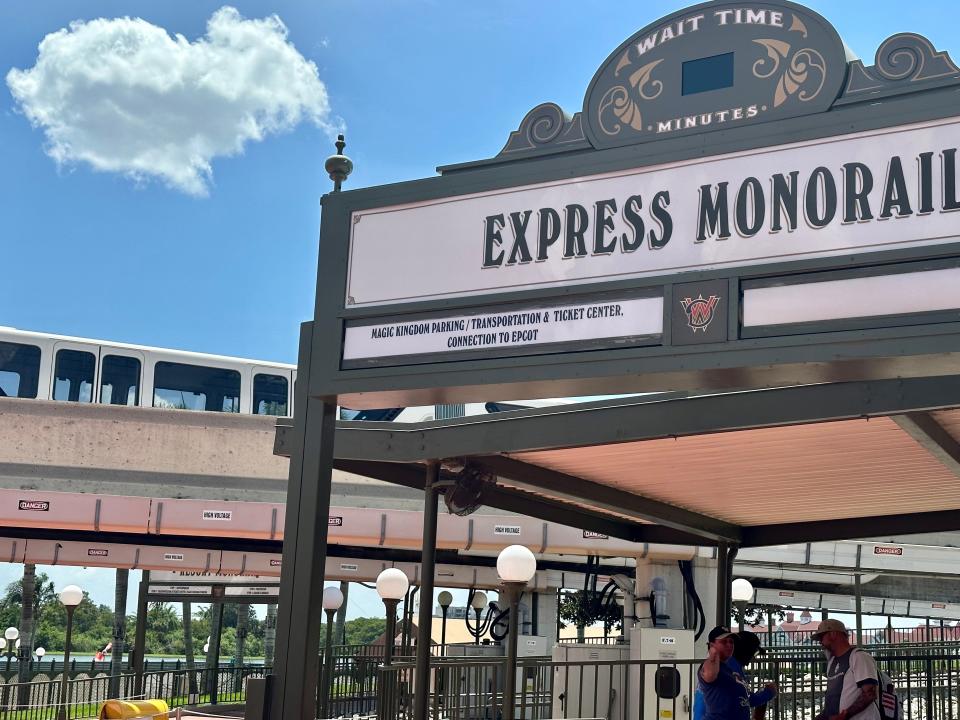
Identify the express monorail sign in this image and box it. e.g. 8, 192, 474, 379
347, 118, 960, 308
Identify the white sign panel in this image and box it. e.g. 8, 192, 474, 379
343, 296, 662, 361
149, 584, 212, 596
348, 117, 960, 306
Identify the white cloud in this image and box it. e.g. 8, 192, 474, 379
7, 7, 334, 196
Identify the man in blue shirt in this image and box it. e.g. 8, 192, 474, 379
696, 628, 777, 720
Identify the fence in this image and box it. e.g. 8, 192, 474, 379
376, 647, 960, 720
0, 665, 269, 720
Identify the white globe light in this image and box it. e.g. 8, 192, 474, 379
496, 545, 537, 583
438, 591, 453, 609
470, 591, 488, 610
322, 586, 344, 611
35, 647, 45, 659
4, 627, 18, 641
59, 585, 84, 607
376, 568, 409, 601
731, 578, 755, 603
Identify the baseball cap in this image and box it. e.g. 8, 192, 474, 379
708, 626, 736, 643
811, 619, 848, 639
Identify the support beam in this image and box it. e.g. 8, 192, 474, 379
270, 323, 337, 720
476, 455, 741, 543
892, 412, 960, 477
742, 509, 960, 546
333, 459, 710, 545
133, 570, 149, 697
326, 376, 960, 462
413, 462, 439, 720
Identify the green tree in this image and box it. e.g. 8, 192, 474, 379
559, 590, 623, 637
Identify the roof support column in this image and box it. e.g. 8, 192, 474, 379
715, 545, 737, 628
413, 461, 440, 720
269, 322, 337, 720
133, 570, 149, 698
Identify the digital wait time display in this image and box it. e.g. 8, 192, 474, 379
682, 52, 734, 95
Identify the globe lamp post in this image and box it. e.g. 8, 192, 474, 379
376, 569, 409, 666
470, 591, 488, 645
497, 545, 537, 720
732, 578, 755, 632
437, 591, 453, 656
4, 627, 18, 670
57, 585, 83, 720
318, 587, 344, 719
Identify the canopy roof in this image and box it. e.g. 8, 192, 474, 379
278, 375, 960, 548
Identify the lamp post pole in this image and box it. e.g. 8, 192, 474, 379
496, 545, 537, 720
382, 599, 399, 666
318, 586, 344, 720
437, 592, 453, 657
376, 568, 409, 720
57, 585, 83, 720
500, 582, 525, 720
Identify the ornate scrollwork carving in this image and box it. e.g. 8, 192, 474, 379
596, 59, 663, 137
753, 39, 826, 108
842, 33, 960, 97
498, 103, 587, 157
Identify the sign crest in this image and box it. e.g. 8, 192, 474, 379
681, 294, 720, 331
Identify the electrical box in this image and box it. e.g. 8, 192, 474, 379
552, 643, 629, 720
629, 627, 695, 720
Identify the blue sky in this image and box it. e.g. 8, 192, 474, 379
1, 1, 958, 621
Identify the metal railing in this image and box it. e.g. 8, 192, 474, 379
376, 648, 960, 720
0, 665, 270, 719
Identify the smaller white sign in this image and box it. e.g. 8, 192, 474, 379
226, 586, 279, 598
339, 563, 359, 572
163, 553, 185, 562
149, 585, 211, 596
202, 510, 233, 521
526, 639, 538, 646
343, 295, 662, 362
660, 636, 676, 645
494, 525, 522, 536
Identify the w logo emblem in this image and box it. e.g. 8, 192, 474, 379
680, 294, 720, 332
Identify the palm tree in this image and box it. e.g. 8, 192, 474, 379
183, 602, 197, 695
264, 605, 276, 668
16, 564, 36, 706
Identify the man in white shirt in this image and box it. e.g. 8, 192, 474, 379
813, 619, 880, 720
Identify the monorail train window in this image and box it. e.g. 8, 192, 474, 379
0, 341, 41, 398
100, 355, 140, 406
153, 361, 240, 412
253, 373, 288, 415
53, 349, 95, 402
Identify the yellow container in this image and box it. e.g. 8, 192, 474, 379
98, 699, 169, 719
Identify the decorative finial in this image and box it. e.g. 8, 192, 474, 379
324, 133, 353, 192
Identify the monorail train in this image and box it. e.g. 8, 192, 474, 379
0, 326, 296, 416
0, 327, 571, 420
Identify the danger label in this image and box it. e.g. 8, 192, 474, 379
269, 559, 282, 567
583, 531, 609, 539
873, 545, 903, 556
18, 500, 49, 511
163, 553, 185, 562
87, 549, 108, 557
329, 517, 343, 526
494, 525, 521, 535
202, 510, 233, 521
